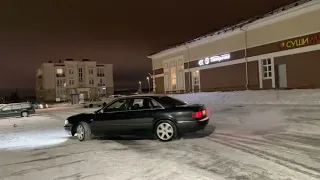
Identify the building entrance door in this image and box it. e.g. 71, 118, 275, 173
278, 64, 287, 89
191, 71, 200, 92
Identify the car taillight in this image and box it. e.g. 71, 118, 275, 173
192, 109, 207, 118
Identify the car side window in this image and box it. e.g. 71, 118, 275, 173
2, 105, 11, 111
150, 99, 162, 109
129, 98, 152, 110
21, 104, 31, 108
103, 99, 129, 112
11, 104, 22, 110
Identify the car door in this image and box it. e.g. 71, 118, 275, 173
91, 98, 130, 135
0, 105, 14, 118
11, 104, 22, 116
123, 98, 155, 133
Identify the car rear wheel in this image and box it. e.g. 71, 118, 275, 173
76, 122, 91, 141
155, 120, 177, 142
21, 111, 29, 117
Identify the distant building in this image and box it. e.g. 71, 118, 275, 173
148, 0, 320, 93
36, 59, 114, 102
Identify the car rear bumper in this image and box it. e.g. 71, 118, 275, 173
64, 125, 72, 135
177, 117, 209, 133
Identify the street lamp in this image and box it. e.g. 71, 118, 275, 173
148, 73, 153, 93
146, 77, 150, 93
138, 81, 142, 93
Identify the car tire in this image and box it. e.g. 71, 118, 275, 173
89, 104, 93, 108
21, 111, 29, 117
154, 120, 177, 142
76, 122, 92, 141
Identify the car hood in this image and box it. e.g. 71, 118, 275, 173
67, 113, 95, 122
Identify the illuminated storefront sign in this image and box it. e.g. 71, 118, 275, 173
280, 34, 320, 50
198, 53, 230, 66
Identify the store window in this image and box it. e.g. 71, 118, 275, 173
262, 58, 272, 79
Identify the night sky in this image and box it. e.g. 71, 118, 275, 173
0, 0, 298, 92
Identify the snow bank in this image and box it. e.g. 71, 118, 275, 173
171, 89, 320, 105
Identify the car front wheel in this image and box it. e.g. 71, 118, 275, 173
155, 120, 177, 142
21, 111, 29, 117
76, 122, 92, 141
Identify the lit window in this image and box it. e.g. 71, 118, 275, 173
56, 69, 63, 74
171, 67, 176, 90
262, 58, 272, 79
37, 69, 42, 76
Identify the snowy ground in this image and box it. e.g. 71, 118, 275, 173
0, 97, 320, 179
171, 89, 320, 105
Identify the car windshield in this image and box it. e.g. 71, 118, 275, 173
154, 96, 186, 108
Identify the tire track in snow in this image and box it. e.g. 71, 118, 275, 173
208, 134, 320, 179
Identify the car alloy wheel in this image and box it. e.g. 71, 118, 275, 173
156, 122, 174, 141
77, 124, 85, 141
21, 112, 28, 117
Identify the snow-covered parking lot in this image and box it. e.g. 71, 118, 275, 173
0, 91, 320, 180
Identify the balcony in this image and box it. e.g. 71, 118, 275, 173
56, 74, 65, 78
97, 73, 105, 77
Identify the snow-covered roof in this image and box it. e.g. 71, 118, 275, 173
148, 0, 314, 59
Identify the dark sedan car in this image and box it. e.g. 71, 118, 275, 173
64, 95, 209, 142
0, 102, 35, 118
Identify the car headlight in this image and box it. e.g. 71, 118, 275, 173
64, 120, 69, 125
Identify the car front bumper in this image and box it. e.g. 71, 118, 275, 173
64, 124, 73, 135
177, 117, 209, 133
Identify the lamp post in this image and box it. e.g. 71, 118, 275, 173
146, 77, 150, 93
148, 73, 153, 93
138, 81, 142, 93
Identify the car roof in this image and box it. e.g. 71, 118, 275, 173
121, 94, 168, 99
1, 102, 31, 105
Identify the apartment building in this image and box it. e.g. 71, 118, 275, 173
36, 59, 114, 102
148, 0, 320, 94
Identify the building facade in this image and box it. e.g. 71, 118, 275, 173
148, 0, 320, 94
36, 59, 114, 102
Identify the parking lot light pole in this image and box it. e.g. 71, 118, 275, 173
138, 81, 142, 93
146, 77, 150, 93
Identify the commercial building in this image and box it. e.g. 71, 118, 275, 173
36, 59, 114, 103
148, 0, 320, 94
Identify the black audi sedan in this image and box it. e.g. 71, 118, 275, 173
64, 95, 209, 142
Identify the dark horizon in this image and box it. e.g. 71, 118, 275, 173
0, 0, 299, 90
